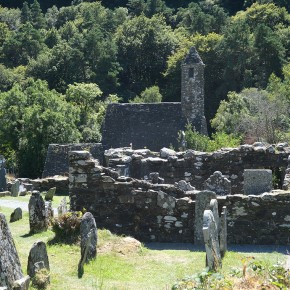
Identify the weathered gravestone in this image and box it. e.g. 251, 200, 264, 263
28, 191, 48, 233
0, 213, 30, 290
45, 201, 53, 220
194, 190, 216, 245
282, 155, 290, 190
209, 199, 219, 233
27, 240, 50, 282
11, 180, 20, 197
204, 171, 231, 196
10, 207, 23, 223
57, 197, 67, 216
78, 212, 97, 278
45, 187, 56, 201
175, 180, 195, 191
203, 209, 222, 271
220, 206, 227, 258
243, 169, 272, 195
0, 156, 7, 192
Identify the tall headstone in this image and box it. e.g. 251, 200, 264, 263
194, 190, 216, 245
0, 213, 29, 290
11, 180, 20, 197
181, 47, 207, 135
78, 212, 97, 277
243, 169, 272, 195
44, 187, 56, 201
204, 171, 231, 196
57, 197, 67, 216
27, 241, 50, 279
203, 210, 222, 271
28, 191, 48, 233
209, 199, 220, 232
220, 206, 227, 258
0, 155, 6, 192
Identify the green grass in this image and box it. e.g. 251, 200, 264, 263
0, 195, 287, 290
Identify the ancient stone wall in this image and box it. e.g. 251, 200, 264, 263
105, 144, 290, 194
69, 150, 290, 245
42, 143, 103, 178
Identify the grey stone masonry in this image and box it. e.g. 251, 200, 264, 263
194, 191, 216, 245
28, 191, 48, 233
243, 169, 272, 195
11, 180, 20, 197
204, 171, 231, 196
27, 240, 50, 279
181, 47, 207, 135
0, 213, 26, 289
282, 155, 290, 190
203, 209, 222, 271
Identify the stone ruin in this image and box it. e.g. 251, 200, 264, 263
0, 213, 30, 290
204, 171, 231, 196
69, 148, 290, 245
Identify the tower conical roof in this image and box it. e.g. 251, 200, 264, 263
183, 47, 204, 65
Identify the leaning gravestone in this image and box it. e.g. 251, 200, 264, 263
220, 206, 227, 258
11, 180, 20, 197
194, 190, 216, 245
45, 187, 56, 201
204, 171, 231, 196
78, 212, 97, 277
10, 207, 23, 223
0, 213, 30, 290
27, 240, 50, 280
203, 210, 222, 271
28, 191, 48, 233
243, 169, 272, 195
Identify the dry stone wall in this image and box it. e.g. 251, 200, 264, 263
42, 143, 103, 178
105, 144, 290, 195
69, 150, 290, 245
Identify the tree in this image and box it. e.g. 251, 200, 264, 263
30, 0, 45, 29
211, 88, 290, 143
130, 85, 163, 103
115, 14, 178, 98
20, 1, 31, 24
0, 79, 80, 177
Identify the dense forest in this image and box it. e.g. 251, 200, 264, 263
0, 0, 289, 177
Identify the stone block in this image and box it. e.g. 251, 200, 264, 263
10, 208, 22, 223
243, 169, 272, 195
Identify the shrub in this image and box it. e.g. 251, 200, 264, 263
32, 268, 50, 290
51, 211, 83, 243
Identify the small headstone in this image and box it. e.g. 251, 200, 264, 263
57, 197, 67, 216
243, 169, 272, 195
18, 184, 27, 196
78, 212, 97, 277
11, 180, 20, 197
203, 210, 222, 271
45, 187, 56, 201
27, 240, 50, 279
10, 208, 23, 223
194, 190, 216, 245
28, 191, 48, 233
204, 171, 231, 196
0, 213, 25, 289
220, 206, 227, 258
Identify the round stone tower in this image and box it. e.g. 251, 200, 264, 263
181, 47, 207, 135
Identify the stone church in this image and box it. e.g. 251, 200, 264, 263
101, 47, 207, 151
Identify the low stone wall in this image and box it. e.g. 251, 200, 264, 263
42, 143, 103, 178
105, 144, 290, 194
69, 150, 290, 245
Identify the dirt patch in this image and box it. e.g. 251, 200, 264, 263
98, 236, 142, 255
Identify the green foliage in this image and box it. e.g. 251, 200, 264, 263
130, 85, 163, 103
172, 267, 233, 290
32, 268, 50, 290
51, 211, 83, 243
0, 79, 80, 177
180, 124, 241, 152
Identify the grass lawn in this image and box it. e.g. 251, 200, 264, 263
0, 195, 287, 290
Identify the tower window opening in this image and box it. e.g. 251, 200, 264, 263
188, 67, 194, 78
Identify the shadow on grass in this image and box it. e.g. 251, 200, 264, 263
47, 235, 80, 246
20, 232, 35, 238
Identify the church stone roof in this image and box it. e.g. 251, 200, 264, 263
183, 47, 204, 65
